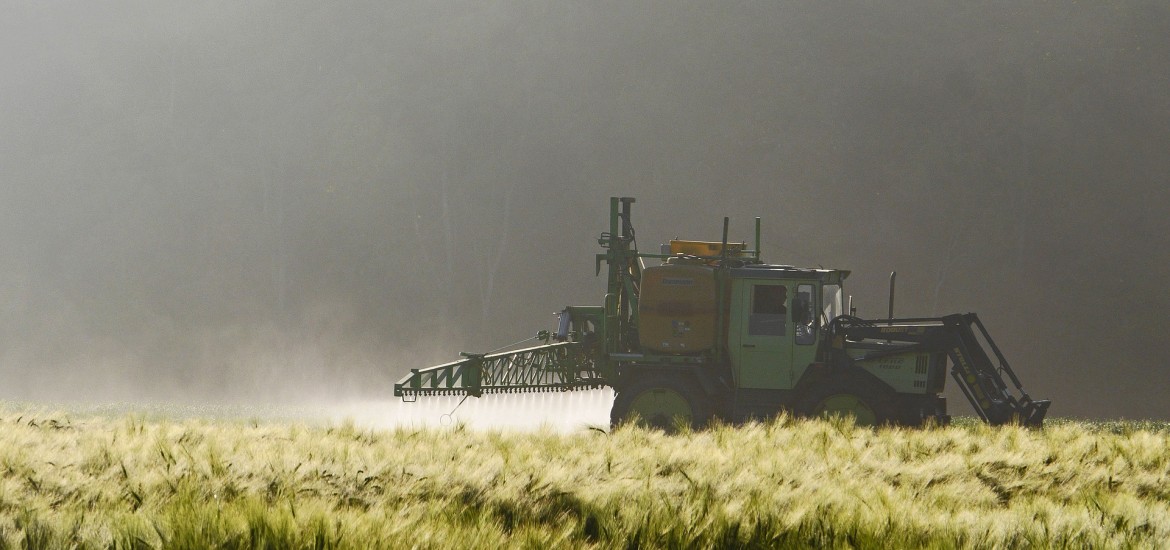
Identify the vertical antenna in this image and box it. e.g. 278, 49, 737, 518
719, 217, 730, 261
754, 217, 761, 262
888, 271, 897, 324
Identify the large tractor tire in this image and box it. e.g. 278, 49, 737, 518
610, 376, 713, 431
797, 377, 897, 427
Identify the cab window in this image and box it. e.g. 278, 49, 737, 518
794, 284, 816, 345
748, 284, 787, 336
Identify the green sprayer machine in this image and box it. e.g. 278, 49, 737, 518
395, 197, 1050, 428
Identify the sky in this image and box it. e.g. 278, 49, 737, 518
1, 2, 1168, 419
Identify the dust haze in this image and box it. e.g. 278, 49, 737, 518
2, 3, 1167, 419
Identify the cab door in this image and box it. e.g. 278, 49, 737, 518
729, 279, 793, 389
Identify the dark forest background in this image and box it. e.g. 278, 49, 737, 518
2, 2, 1167, 418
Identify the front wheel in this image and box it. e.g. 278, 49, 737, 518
610, 377, 713, 431
797, 378, 896, 427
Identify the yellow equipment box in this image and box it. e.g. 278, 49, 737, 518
669, 240, 747, 258
638, 263, 718, 354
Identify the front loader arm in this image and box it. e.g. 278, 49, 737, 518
831, 313, 1051, 426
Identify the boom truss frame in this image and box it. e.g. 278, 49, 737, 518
394, 341, 604, 399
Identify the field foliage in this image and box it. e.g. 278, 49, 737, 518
0, 405, 1167, 548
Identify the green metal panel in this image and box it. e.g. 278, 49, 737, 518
849, 348, 939, 394
728, 278, 794, 390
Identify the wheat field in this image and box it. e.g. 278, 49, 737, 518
0, 403, 1167, 549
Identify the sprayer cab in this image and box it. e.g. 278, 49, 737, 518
395, 196, 1050, 429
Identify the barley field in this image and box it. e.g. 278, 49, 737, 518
0, 403, 1167, 549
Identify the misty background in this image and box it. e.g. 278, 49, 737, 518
1, 2, 1167, 418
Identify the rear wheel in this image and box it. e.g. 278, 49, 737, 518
798, 378, 896, 427
610, 377, 712, 431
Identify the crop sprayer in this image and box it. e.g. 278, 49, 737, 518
395, 197, 1051, 428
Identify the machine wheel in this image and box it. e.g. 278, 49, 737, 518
798, 377, 897, 427
610, 376, 713, 431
